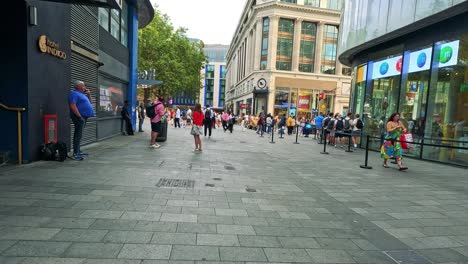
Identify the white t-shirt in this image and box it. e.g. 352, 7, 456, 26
175, 109, 181, 118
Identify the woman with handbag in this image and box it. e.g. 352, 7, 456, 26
381, 113, 408, 171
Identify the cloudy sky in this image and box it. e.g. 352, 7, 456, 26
150, 0, 246, 45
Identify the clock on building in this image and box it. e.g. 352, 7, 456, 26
257, 78, 267, 89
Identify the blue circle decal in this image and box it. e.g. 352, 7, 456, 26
379, 62, 389, 75
417, 52, 427, 68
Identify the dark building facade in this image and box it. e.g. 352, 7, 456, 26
0, 0, 153, 163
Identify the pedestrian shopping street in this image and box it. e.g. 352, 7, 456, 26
0, 124, 467, 264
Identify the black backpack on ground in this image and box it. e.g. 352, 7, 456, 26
40, 142, 68, 162
356, 119, 364, 129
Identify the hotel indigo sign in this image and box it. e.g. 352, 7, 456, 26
38, 35, 67, 60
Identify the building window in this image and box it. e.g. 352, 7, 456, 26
205, 65, 215, 107
99, 4, 127, 46
260, 17, 269, 70
110, 9, 121, 41
321, 25, 338, 74
121, 0, 128, 47
280, 0, 297, 3
98, 8, 109, 31
276, 18, 294, 71
342, 67, 352, 76
299, 21, 316, 73
325, 0, 343, 10
219, 65, 226, 107
304, 0, 320, 7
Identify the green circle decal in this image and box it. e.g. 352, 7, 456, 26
440, 46, 453, 64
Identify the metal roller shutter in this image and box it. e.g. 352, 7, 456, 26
70, 53, 98, 147
71, 5, 98, 52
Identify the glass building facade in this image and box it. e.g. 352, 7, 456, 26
276, 18, 295, 71
340, 1, 468, 166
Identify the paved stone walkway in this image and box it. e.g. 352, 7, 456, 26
0, 122, 467, 264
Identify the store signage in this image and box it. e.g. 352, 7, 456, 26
38, 35, 67, 60
371, 55, 402, 80
408, 47, 432, 73
42, 0, 121, 9
297, 96, 310, 109
356, 65, 367, 83
438, 40, 459, 68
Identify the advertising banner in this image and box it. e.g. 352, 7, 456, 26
297, 96, 310, 109
408, 47, 432, 73
371, 55, 403, 80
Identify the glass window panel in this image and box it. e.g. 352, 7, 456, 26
415, 0, 452, 20
387, 0, 416, 32
98, 77, 125, 117
304, 0, 320, 7
98, 8, 109, 31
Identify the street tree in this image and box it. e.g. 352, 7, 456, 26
138, 6, 206, 102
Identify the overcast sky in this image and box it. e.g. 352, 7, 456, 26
150, 0, 246, 45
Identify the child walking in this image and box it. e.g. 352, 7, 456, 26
191, 104, 204, 152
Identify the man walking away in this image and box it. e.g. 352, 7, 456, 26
149, 97, 166, 149
227, 112, 235, 133
121, 100, 134, 136
138, 102, 145, 132
68, 81, 94, 160
174, 107, 181, 128
315, 112, 324, 140
351, 114, 363, 148
204, 105, 213, 137
343, 112, 353, 146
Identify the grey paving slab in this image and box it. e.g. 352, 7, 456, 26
63, 242, 123, 258
263, 248, 312, 262
120, 212, 162, 221
197, 215, 233, 225
84, 259, 141, 264
0, 216, 51, 227
51, 229, 108, 242
41, 217, 96, 229
219, 247, 267, 262
160, 213, 197, 223
278, 236, 321, 249
316, 238, 360, 250
152, 232, 196, 245
238, 235, 282, 248
197, 234, 239, 246
19, 257, 87, 264
3, 241, 71, 257
0, 227, 61, 240
79, 210, 124, 219
103, 230, 153, 243
306, 249, 356, 263
177, 223, 217, 234
170, 245, 219, 261
134, 221, 177, 232
217, 224, 255, 235
118, 244, 172, 260
0, 240, 17, 252
90, 219, 138, 230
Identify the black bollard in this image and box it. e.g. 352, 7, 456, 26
360, 135, 373, 169
345, 132, 353, 153
270, 125, 276, 144
320, 128, 329, 155
294, 125, 299, 144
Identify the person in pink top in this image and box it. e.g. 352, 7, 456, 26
222, 112, 229, 132
150, 97, 166, 149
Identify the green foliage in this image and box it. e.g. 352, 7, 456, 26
138, 6, 206, 100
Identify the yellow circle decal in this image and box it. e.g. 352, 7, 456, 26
38, 35, 47, 53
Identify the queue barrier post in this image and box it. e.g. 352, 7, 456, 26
360, 135, 373, 169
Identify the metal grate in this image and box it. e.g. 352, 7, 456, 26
156, 178, 195, 188
246, 188, 257, 193
224, 165, 235, 170
205, 184, 215, 187
213, 178, 222, 181
383, 250, 432, 264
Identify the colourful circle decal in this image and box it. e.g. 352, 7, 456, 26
417, 52, 427, 68
380, 62, 389, 75
440, 46, 453, 63
396, 57, 403, 72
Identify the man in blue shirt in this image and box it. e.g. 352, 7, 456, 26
315, 112, 325, 138
68, 81, 94, 160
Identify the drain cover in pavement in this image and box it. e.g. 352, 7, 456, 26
205, 183, 215, 187
246, 188, 257, 192
383, 250, 432, 264
224, 165, 235, 170
213, 178, 222, 181
156, 178, 195, 188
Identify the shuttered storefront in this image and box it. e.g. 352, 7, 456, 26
70, 5, 99, 147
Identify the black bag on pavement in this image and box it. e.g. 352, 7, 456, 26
40, 142, 68, 162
